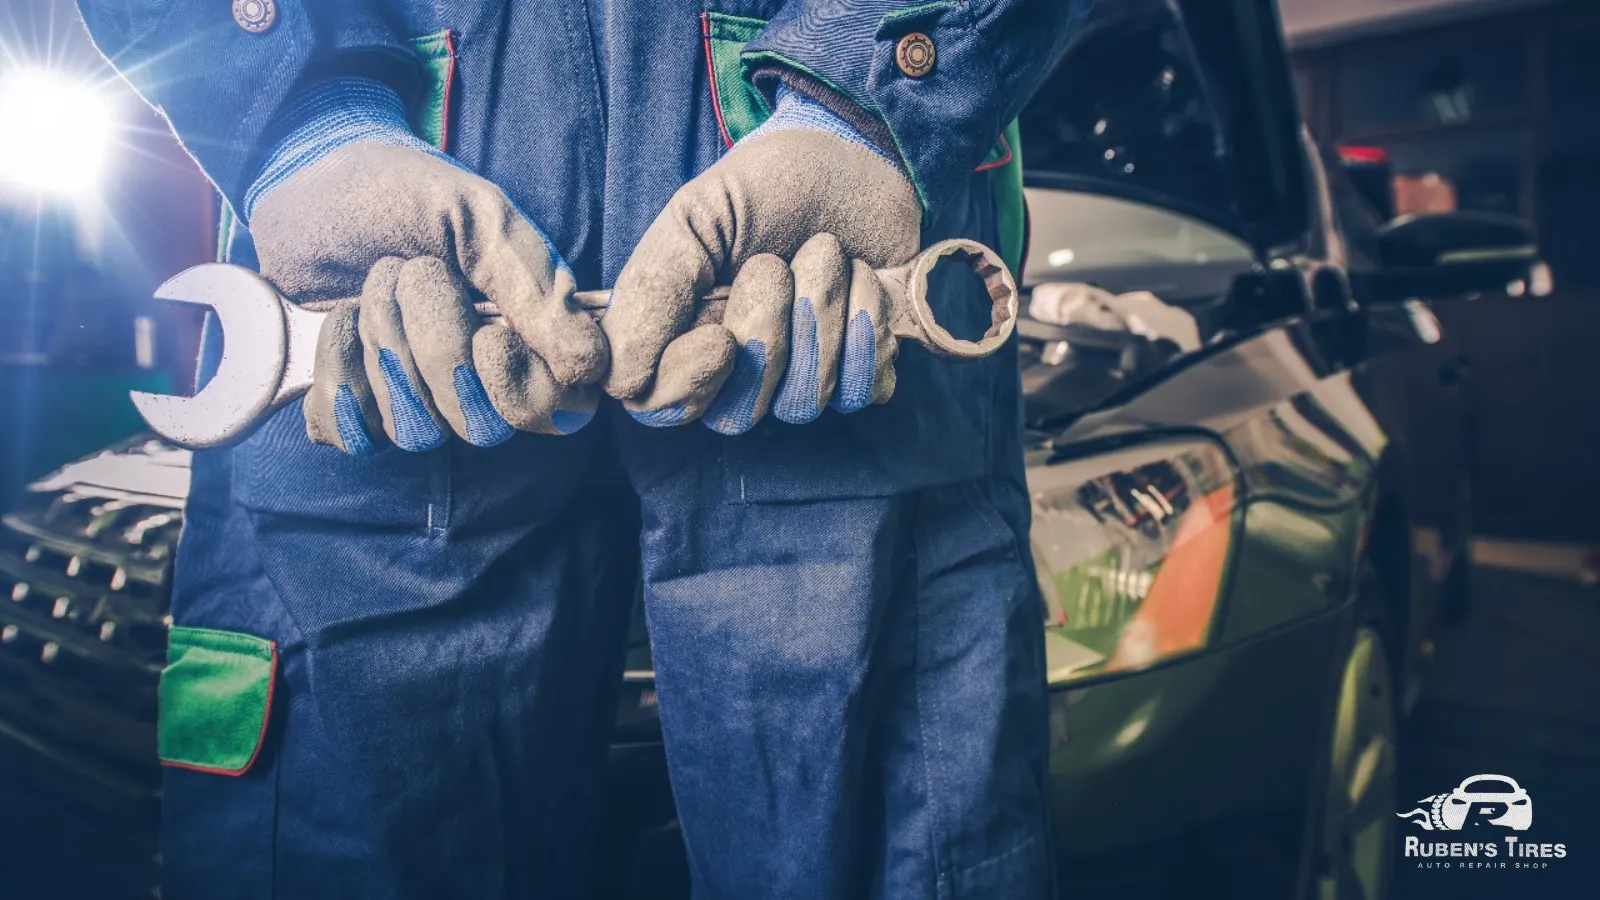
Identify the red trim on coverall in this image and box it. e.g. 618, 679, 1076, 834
702, 13, 737, 148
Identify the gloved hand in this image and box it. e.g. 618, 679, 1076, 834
244, 78, 606, 453
602, 86, 919, 434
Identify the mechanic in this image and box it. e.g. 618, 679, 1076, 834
77, 1, 1089, 897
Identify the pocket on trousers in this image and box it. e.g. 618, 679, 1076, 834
232, 400, 444, 527
159, 627, 277, 776
723, 351, 991, 503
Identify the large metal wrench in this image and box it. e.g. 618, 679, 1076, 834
131, 238, 1018, 450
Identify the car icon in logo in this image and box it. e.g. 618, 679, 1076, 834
1398, 774, 1533, 831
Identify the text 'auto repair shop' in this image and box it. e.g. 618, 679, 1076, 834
1, 1, 1597, 899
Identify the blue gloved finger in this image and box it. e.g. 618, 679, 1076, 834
394, 256, 513, 447
705, 254, 792, 435
331, 384, 378, 454
451, 366, 517, 447
472, 322, 599, 435
629, 404, 690, 428
774, 234, 848, 424
305, 299, 384, 454
831, 309, 876, 414
357, 257, 448, 452
373, 349, 447, 451
623, 324, 737, 427
830, 258, 898, 413
551, 406, 597, 435
702, 341, 768, 435
772, 297, 820, 424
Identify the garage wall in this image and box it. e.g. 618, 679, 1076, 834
1433, 298, 1600, 543
1290, 0, 1600, 542
2, 2, 215, 503
1280, 0, 1555, 46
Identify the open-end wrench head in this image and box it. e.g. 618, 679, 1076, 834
131, 264, 289, 450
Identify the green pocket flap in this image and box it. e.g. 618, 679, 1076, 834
408, 30, 457, 151
703, 12, 772, 145
159, 626, 277, 775
987, 120, 1026, 278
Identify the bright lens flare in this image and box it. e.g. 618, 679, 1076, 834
0, 68, 116, 195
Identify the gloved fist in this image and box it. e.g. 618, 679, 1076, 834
602, 88, 919, 433
245, 80, 606, 453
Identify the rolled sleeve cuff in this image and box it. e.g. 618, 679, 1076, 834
742, 85, 903, 171
243, 78, 435, 220
743, 2, 1004, 220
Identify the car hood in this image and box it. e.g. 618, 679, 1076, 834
1019, 0, 1307, 257
24, 436, 190, 509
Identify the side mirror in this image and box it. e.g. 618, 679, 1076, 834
1355, 211, 1538, 303
1336, 147, 1397, 222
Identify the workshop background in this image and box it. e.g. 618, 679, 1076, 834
1287, 2, 1600, 897
2, 0, 1598, 897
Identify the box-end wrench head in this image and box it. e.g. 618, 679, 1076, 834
885, 239, 1018, 360
132, 238, 1018, 450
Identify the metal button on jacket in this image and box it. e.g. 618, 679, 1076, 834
896, 33, 935, 78
233, 0, 276, 33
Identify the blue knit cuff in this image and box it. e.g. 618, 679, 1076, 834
243, 78, 439, 220
742, 86, 901, 171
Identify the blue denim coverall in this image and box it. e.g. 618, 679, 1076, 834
77, 1, 1089, 897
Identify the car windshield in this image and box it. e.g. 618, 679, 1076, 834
1018, 0, 1240, 233
1017, 187, 1255, 429
1023, 189, 1253, 281
1013, 0, 1271, 430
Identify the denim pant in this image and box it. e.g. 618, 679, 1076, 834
162, 395, 1052, 900
621, 416, 1054, 899
164, 410, 641, 899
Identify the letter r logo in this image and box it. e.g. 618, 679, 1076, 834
1466, 802, 1509, 826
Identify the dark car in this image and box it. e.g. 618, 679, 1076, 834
1, 1, 1538, 898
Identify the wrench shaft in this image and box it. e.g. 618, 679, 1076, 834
133, 239, 1018, 449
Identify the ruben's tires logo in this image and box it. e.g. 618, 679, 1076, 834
1398, 774, 1533, 831
1399, 774, 1567, 870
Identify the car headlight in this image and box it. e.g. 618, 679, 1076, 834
614, 671, 662, 741
1031, 438, 1238, 684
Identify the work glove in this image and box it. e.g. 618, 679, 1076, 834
603, 86, 919, 434
244, 79, 606, 454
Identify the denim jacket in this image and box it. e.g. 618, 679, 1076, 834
77, 0, 1091, 499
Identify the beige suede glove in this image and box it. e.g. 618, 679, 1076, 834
602, 89, 919, 433
245, 79, 605, 453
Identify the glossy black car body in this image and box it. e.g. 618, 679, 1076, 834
0, 1, 1521, 898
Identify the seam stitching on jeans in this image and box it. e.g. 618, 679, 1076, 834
909, 492, 955, 897
950, 835, 1041, 882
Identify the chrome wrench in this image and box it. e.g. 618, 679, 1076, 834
131, 239, 1018, 450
